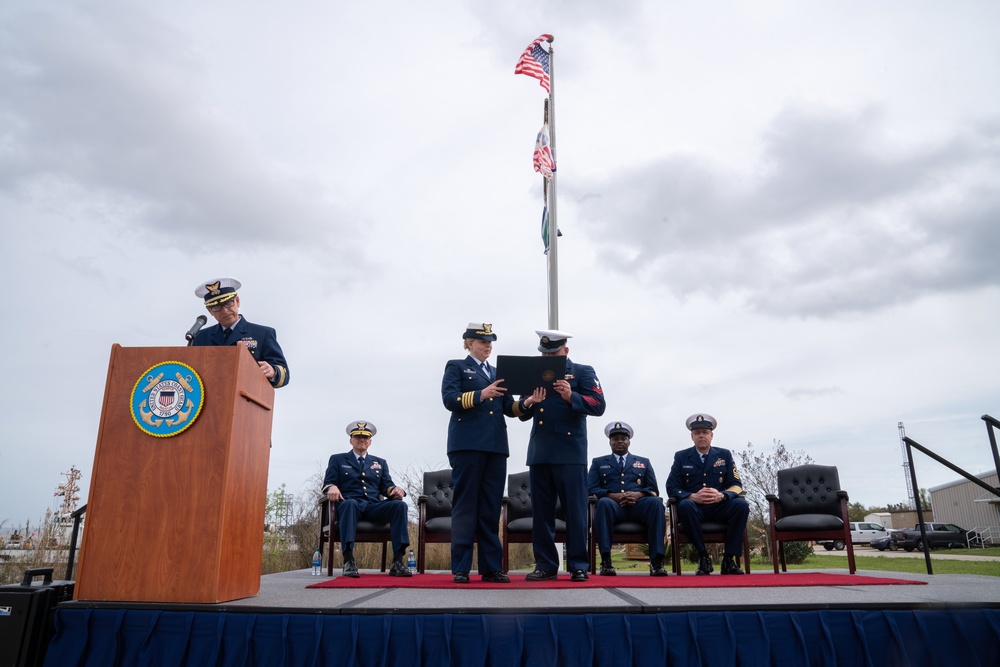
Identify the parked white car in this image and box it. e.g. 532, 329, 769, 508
851, 522, 889, 545
817, 522, 889, 550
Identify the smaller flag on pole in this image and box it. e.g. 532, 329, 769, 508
541, 206, 550, 254
533, 123, 555, 178
540, 206, 562, 254
515, 34, 552, 93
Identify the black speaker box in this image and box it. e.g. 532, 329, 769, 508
0, 568, 74, 667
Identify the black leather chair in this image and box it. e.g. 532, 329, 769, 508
501, 471, 572, 574
318, 498, 390, 576
416, 468, 458, 574
667, 496, 752, 575
587, 497, 655, 574
766, 464, 856, 574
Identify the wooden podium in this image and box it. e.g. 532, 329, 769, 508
75, 344, 274, 603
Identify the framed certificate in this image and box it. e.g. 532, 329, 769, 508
494, 355, 567, 395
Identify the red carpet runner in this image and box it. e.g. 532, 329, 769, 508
307, 572, 924, 590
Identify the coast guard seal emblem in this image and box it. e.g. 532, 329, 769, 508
130, 361, 205, 437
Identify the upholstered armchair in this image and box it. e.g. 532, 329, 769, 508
501, 471, 572, 574
318, 498, 390, 576
766, 464, 856, 574
667, 496, 752, 575
416, 468, 456, 573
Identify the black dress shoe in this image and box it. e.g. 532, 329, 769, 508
649, 557, 669, 577
599, 560, 617, 576
525, 569, 557, 582
721, 555, 744, 575
695, 555, 714, 576
570, 569, 589, 582
343, 559, 360, 578
453, 572, 470, 584
481, 572, 510, 583
389, 559, 413, 577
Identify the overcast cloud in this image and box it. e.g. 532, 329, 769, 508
1, 0, 998, 531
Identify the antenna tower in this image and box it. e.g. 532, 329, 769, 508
897, 422, 916, 509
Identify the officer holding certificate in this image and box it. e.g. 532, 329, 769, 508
517, 330, 606, 582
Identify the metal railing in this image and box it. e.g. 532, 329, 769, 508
969, 526, 998, 548
902, 414, 1000, 574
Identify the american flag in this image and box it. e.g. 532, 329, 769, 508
533, 123, 555, 178
514, 34, 552, 93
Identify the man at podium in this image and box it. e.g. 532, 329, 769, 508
192, 277, 290, 388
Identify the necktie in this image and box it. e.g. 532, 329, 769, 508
618, 456, 626, 471
700, 454, 706, 465
482, 362, 491, 380
358, 456, 365, 469
223, 328, 232, 340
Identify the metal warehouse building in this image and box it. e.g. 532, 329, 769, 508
929, 471, 1000, 544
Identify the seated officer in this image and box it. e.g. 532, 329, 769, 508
587, 421, 668, 576
666, 413, 749, 575
321, 421, 411, 578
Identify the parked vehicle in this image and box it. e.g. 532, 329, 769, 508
850, 522, 889, 545
891, 523, 981, 551
870, 533, 896, 551
817, 522, 889, 550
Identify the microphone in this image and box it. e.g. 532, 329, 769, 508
184, 315, 208, 342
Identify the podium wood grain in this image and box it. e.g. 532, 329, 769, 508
75, 344, 274, 603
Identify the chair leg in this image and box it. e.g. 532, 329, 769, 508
380, 542, 388, 572
502, 540, 509, 574
742, 534, 752, 575
846, 542, 857, 574
771, 535, 779, 575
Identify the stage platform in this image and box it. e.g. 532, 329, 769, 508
44, 567, 1000, 666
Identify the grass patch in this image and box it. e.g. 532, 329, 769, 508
786, 554, 1000, 577
930, 547, 1000, 557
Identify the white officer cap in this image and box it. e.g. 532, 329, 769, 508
536, 329, 572, 353
463, 323, 497, 341
685, 414, 717, 431
346, 420, 377, 437
195, 277, 241, 307
604, 421, 634, 438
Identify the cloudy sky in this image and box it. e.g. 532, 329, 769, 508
2, 0, 998, 529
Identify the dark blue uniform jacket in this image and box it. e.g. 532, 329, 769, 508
521, 359, 606, 465
441, 356, 520, 455
322, 452, 403, 502
588, 454, 660, 498
666, 447, 743, 500
192, 316, 289, 388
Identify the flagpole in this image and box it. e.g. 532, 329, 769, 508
545, 36, 559, 329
